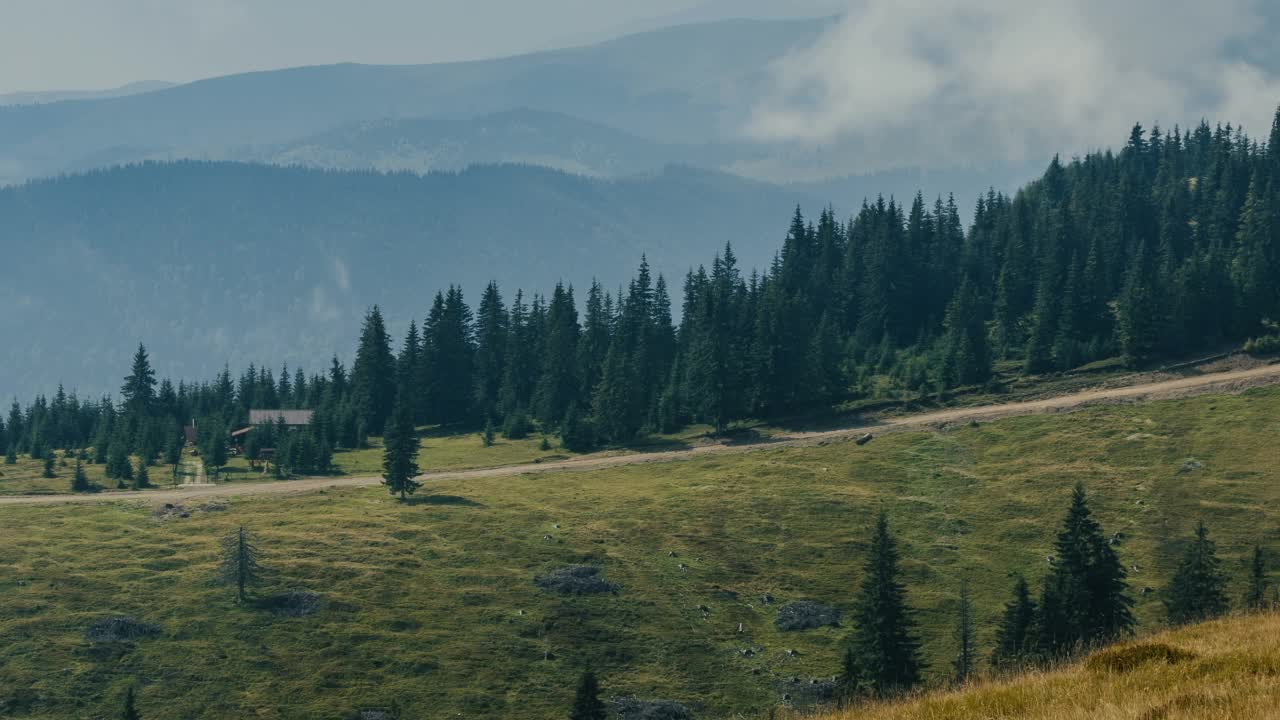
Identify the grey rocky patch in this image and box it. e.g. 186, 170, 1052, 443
84, 616, 162, 643
534, 565, 618, 595
612, 696, 693, 720
265, 590, 323, 617
1178, 459, 1204, 473
774, 600, 841, 631
856, 433, 874, 446
774, 677, 838, 706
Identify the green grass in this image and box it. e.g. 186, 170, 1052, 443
0, 451, 112, 495
1, 387, 1278, 719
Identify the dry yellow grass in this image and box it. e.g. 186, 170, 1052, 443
804, 613, 1280, 720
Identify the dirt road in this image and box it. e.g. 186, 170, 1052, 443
3, 362, 1277, 508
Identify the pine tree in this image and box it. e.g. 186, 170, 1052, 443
4, 444, 15, 465
559, 405, 595, 453
71, 458, 91, 492
1164, 521, 1229, 625
133, 459, 150, 490
351, 306, 397, 435
569, 670, 607, 720
381, 389, 421, 501
1037, 483, 1133, 655
218, 526, 262, 603
535, 284, 580, 427
121, 344, 157, 419
120, 686, 141, 720
42, 453, 56, 478
991, 574, 1037, 670
841, 512, 922, 697
952, 579, 977, 684
1245, 545, 1269, 611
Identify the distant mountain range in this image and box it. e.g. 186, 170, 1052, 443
0, 18, 831, 186
0, 80, 175, 107
0, 161, 843, 396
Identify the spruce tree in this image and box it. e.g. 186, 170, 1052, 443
1037, 483, 1133, 655
1164, 521, 1229, 625
120, 686, 141, 720
218, 526, 262, 603
133, 459, 150, 490
4, 444, 15, 465
42, 453, 56, 478
71, 458, 91, 492
991, 574, 1037, 670
351, 306, 397, 435
841, 512, 922, 697
569, 670, 607, 720
1245, 545, 1269, 611
381, 390, 421, 501
952, 579, 977, 684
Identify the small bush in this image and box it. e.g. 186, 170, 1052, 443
1243, 334, 1280, 356
774, 600, 842, 631
534, 565, 618, 595
84, 616, 162, 643
1086, 642, 1197, 674
612, 696, 693, 720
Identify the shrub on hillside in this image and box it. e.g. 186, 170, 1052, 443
1244, 334, 1280, 356
1085, 642, 1197, 674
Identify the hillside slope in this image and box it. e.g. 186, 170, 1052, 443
0, 161, 831, 396
806, 612, 1280, 720
1, 385, 1277, 718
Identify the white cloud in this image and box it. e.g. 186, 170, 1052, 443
746, 0, 1280, 170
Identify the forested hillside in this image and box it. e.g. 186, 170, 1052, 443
0, 161, 831, 396
4, 112, 1277, 471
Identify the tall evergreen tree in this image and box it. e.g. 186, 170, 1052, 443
535, 283, 580, 427
1037, 483, 1133, 655
569, 670, 607, 720
218, 526, 262, 603
1164, 521, 1229, 625
841, 512, 922, 697
952, 579, 977, 684
991, 574, 1037, 671
473, 281, 508, 423
381, 388, 421, 501
351, 306, 396, 434
1245, 545, 1269, 611
120, 687, 141, 720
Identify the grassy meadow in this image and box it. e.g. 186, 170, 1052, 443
1, 386, 1278, 718
803, 611, 1280, 720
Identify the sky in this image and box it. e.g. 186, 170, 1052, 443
747, 0, 1280, 169
0, 0, 839, 94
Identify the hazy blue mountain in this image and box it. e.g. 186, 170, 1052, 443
0, 18, 830, 185
0, 80, 175, 106
247, 108, 746, 176
0, 161, 838, 397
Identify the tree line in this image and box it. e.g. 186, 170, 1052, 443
5, 109, 1279, 467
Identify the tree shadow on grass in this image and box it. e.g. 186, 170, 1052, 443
402, 494, 484, 508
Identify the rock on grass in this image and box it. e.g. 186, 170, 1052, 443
84, 616, 161, 643
774, 601, 841, 631
534, 565, 618, 595
613, 696, 693, 720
